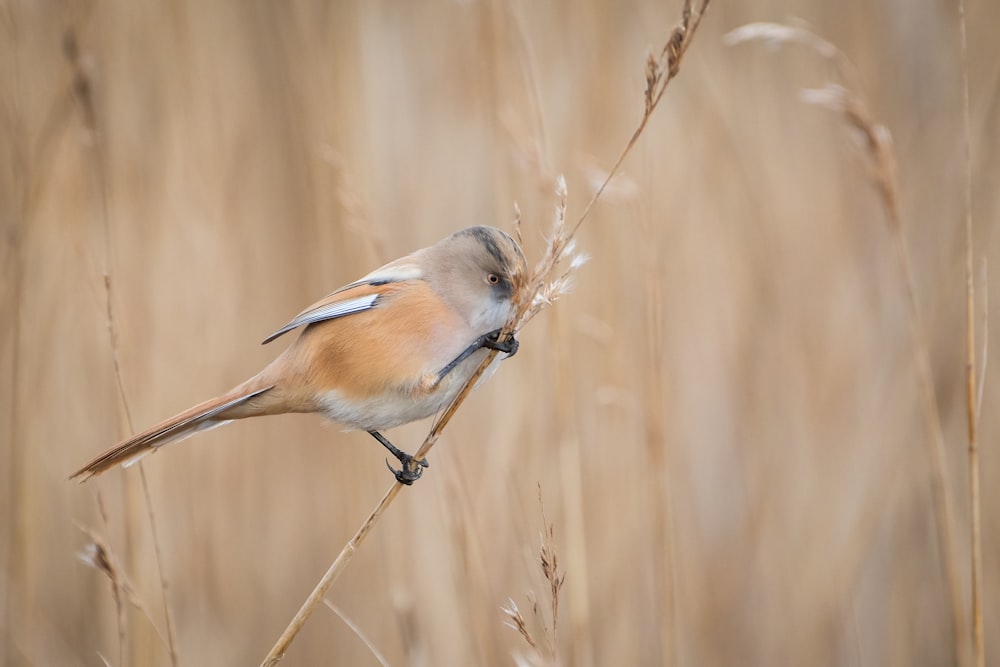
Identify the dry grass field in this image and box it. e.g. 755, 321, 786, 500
3, 0, 1000, 665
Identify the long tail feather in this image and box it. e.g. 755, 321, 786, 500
71, 384, 275, 481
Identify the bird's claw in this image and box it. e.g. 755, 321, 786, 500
385, 454, 429, 486
482, 329, 519, 358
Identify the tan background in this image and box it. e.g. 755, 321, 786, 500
3, 0, 1000, 665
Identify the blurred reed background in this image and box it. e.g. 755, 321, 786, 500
3, 0, 1000, 665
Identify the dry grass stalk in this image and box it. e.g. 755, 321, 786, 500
724, 24, 898, 225
78, 534, 127, 664
260, 3, 711, 663
727, 22, 969, 666
79, 493, 127, 666
537, 487, 565, 655
573, 0, 711, 237
77, 517, 172, 661
323, 600, 390, 667
68, 25, 180, 666
502, 487, 565, 665
133, 464, 178, 667
957, 0, 984, 663
976, 260, 988, 420
502, 598, 540, 654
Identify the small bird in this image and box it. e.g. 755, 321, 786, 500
71, 226, 526, 484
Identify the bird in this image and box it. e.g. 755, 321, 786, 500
71, 225, 526, 485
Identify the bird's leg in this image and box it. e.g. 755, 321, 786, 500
369, 431, 428, 485
435, 329, 520, 384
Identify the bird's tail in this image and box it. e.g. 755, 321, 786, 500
71, 380, 277, 481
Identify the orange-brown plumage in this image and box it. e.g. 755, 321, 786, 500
288, 280, 468, 400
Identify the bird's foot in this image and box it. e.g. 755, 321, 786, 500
384, 454, 429, 485
370, 431, 429, 485
481, 328, 519, 357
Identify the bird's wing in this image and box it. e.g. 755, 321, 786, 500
261, 257, 424, 344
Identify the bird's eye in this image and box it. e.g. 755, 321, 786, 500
487, 273, 500, 285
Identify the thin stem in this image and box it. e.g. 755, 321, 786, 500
261, 484, 404, 666
957, 0, 982, 663
572, 0, 711, 240
136, 464, 179, 667
323, 601, 391, 667
70, 27, 180, 664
